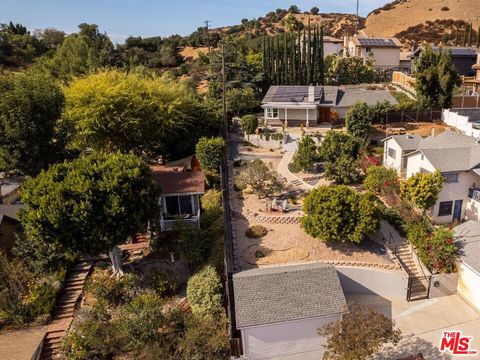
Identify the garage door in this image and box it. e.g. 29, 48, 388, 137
458, 263, 480, 312
243, 315, 339, 360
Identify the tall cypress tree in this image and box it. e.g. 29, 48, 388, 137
290, 33, 295, 84
463, 23, 468, 46
455, 27, 459, 46
477, 25, 480, 48
319, 25, 325, 85
467, 22, 473, 47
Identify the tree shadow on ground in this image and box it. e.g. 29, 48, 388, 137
373, 334, 452, 360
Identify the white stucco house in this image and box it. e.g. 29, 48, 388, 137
323, 36, 343, 57
443, 108, 480, 138
233, 263, 347, 360
346, 35, 402, 69
383, 131, 480, 223
261, 85, 397, 127
454, 221, 480, 312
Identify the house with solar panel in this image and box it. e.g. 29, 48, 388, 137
261, 85, 397, 127
346, 35, 403, 69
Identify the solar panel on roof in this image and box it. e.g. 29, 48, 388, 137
271, 86, 308, 102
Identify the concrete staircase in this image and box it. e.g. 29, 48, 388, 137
39, 259, 95, 360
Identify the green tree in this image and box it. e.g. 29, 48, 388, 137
413, 45, 460, 109
240, 114, 259, 140
400, 170, 444, 212
237, 160, 284, 198
319, 132, 364, 184
345, 102, 375, 139
187, 265, 223, 317
318, 305, 402, 360
284, 14, 303, 32
288, 5, 301, 14
302, 186, 381, 243
292, 136, 319, 172
226, 87, 260, 116
38, 27, 113, 81
0, 72, 67, 176
19, 153, 160, 272
363, 166, 399, 195
175, 223, 212, 268
326, 56, 374, 85
310, 7, 320, 15
195, 137, 226, 172
64, 69, 204, 159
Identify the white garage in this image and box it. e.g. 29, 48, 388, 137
233, 263, 347, 360
454, 221, 480, 311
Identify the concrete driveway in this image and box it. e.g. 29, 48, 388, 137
346, 293, 480, 359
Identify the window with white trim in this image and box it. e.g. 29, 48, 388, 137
443, 172, 459, 183
387, 148, 396, 159
266, 108, 279, 118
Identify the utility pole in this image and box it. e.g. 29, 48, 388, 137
221, 42, 228, 140
204, 20, 211, 54
354, 0, 360, 35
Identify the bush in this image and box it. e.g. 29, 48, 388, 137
302, 186, 382, 243
187, 265, 223, 317
400, 171, 444, 211
176, 223, 212, 267
63, 318, 116, 360
24, 281, 59, 318
363, 166, 399, 195
240, 114, 258, 138
195, 137, 227, 172
383, 208, 407, 237
115, 293, 165, 351
151, 272, 176, 297
86, 269, 137, 305
292, 136, 319, 172
245, 225, 268, 239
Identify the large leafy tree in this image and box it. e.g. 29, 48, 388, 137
363, 166, 399, 195
400, 170, 444, 212
413, 45, 461, 109
0, 72, 67, 176
346, 102, 375, 139
302, 186, 381, 243
318, 305, 402, 360
226, 87, 260, 116
326, 55, 374, 85
64, 69, 207, 159
319, 131, 364, 184
240, 115, 259, 140
19, 153, 160, 272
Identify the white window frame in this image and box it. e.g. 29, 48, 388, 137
266, 108, 279, 119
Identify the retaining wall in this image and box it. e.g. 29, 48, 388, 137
336, 266, 408, 299
245, 134, 284, 149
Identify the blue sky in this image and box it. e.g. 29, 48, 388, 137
0, 0, 388, 43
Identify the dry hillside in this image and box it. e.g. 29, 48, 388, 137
364, 0, 480, 38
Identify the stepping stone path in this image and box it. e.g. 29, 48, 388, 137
290, 179, 303, 187
39, 259, 95, 360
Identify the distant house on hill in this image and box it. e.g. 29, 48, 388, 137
412, 46, 478, 76
346, 35, 402, 69
233, 262, 347, 360
323, 36, 343, 57
261, 85, 397, 127
383, 131, 480, 223
150, 160, 205, 232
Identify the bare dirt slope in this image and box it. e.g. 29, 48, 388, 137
364, 0, 480, 38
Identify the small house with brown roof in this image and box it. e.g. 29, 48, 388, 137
150, 163, 205, 231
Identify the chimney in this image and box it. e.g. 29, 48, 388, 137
308, 86, 315, 102
431, 128, 435, 137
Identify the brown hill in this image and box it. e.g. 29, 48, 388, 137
364, 0, 480, 39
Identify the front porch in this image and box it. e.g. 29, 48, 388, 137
160, 193, 201, 232
263, 106, 331, 128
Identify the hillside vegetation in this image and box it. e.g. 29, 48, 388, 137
365, 0, 480, 39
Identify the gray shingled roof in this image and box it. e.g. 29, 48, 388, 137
0, 204, 24, 223
454, 221, 480, 274
386, 134, 422, 151
233, 263, 347, 329
413, 131, 480, 172
336, 89, 398, 108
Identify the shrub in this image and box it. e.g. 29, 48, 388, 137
63, 318, 116, 360
363, 166, 399, 195
151, 272, 176, 297
237, 160, 284, 198
292, 136, 319, 172
86, 269, 137, 305
240, 115, 258, 139
245, 225, 268, 239
302, 186, 382, 243
400, 171, 444, 212
195, 137, 226, 172
383, 208, 407, 237
24, 281, 59, 319
187, 265, 223, 317
176, 223, 212, 267
115, 293, 165, 351
441, 6, 449, 11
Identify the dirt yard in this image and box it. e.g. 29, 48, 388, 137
179, 46, 209, 60
370, 122, 452, 138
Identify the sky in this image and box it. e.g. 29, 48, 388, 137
0, 0, 389, 43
